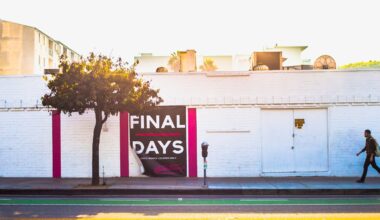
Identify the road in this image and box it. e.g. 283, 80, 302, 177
1, 195, 380, 219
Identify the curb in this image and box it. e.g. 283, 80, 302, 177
1, 188, 380, 196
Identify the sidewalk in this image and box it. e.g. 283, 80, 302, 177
1, 177, 380, 195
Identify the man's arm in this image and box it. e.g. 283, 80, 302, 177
357, 147, 366, 156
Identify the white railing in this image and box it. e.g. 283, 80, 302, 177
3, 95, 379, 110
0, 99, 44, 110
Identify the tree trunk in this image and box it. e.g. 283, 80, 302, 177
91, 109, 103, 185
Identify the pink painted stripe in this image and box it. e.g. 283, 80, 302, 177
120, 112, 129, 177
188, 108, 198, 177
52, 110, 61, 178
136, 132, 182, 137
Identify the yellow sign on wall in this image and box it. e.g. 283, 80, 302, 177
295, 119, 305, 129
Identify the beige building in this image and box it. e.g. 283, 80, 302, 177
0, 19, 80, 75
134, 53, 169, 73
134, 50, 199, 73
263, 45, 311, 69
134, 52, 249, 72
201, 55, 233, 71
134, 45, 311, 72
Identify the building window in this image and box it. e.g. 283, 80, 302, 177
49, 40, 53, 56
49, 58, 53, 68
55, 44, 61, 54
63, 47, 67, 57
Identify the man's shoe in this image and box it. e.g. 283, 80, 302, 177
356, 179, 365, 183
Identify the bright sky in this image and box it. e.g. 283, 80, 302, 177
1, 0, 379, 65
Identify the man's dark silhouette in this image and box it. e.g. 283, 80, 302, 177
356, 129, 380, 183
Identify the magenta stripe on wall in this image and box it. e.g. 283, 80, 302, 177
52, 110, 61, 178
120, 112, 129, 177
188, 108, 198, 177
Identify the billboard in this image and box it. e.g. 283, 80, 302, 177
129, 106, 187, 177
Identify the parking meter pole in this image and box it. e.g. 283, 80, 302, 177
201, 142, 209, 188
203, 158, 207, 187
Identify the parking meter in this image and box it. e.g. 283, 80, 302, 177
201, 142, 209, 187
201, 142, 209, 158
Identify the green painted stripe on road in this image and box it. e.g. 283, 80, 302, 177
1, 198, 380, 206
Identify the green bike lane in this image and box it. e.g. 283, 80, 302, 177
1, 197, 380, 206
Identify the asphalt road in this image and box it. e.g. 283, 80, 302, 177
1, 195, 380, 219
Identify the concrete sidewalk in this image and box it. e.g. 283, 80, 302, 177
1, 177, 380, 195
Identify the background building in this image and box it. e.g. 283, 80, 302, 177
0, 69, 380, 178
0, 19, 80, 75
135, 52, 253, 72
263, 45, 312, 70
134, 53, 169, 73
135, 52, 247, 72
134, 45, 312, 72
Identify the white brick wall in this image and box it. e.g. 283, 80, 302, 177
0, 111, 52, 177
1, 70, 380, 107
0, 75, 47, 108
143, 70, 380, 105
0, 109, 144, 178
196, 106, 380, 177
2, 106, 380, 178
328, 106, 380, 177
61, 112, 121, 177
197, 107, 261, 177
1, 71, 380, 177
60, 111, 142, 177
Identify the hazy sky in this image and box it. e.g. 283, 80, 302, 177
1, 0, 379, 65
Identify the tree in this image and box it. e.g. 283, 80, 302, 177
200, 58, 218, 71
42, 53, 163, 185
167, 52, 180, 72
340, 60, 380, 69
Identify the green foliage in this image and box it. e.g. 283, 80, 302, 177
167, 52, 180, 72
339, 60, 380, 69
200, 58, 218, 71
42, 53, 163, 116
42, 53, 163, 185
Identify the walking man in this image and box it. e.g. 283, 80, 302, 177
356, 129, 380, 183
